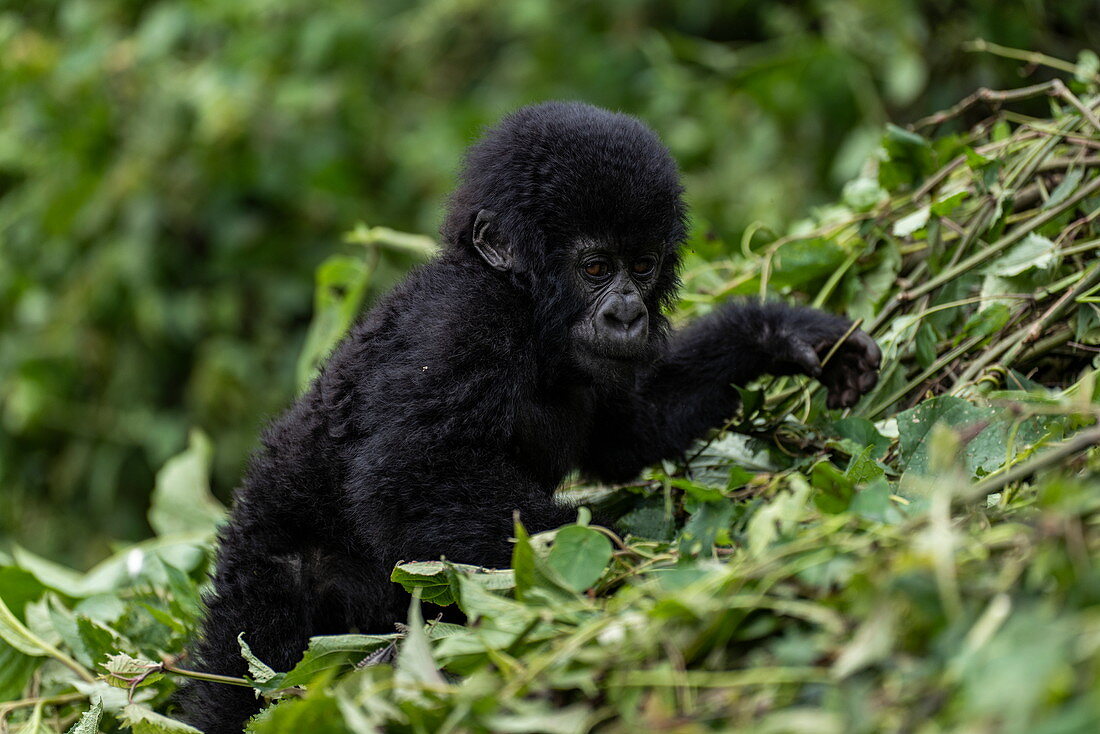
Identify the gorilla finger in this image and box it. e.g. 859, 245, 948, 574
852, 331, 882, 368
841, 387, 859, 408
789, 339, 822, 378
858, 368, 878, 393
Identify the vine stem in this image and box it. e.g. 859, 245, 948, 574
0, 692, 86, 718
162, 662, 254, 688
963, 39, 1095, 80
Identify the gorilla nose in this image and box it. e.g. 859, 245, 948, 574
601, 299, 647, 340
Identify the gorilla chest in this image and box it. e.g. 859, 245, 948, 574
514, 387, 595, 485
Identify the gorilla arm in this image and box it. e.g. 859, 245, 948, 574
580, 301, 881, 483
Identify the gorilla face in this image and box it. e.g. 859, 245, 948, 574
567, 239, 663, 376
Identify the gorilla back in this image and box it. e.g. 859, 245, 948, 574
180, 102, 880, 733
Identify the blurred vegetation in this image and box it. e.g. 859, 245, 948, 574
1, 0, 1099, 566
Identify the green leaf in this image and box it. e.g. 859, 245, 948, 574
239, 633, 277, 684
842, 177, 888, 211
247, 693, 350, 734
66, 698, 104, 734
390, 561, 457, 606
897, 396, 1004, 479
846, 446, 886, 485
885, 123, 928, 147
1042, 167, 1084, 210
391, 561, 515, 607
119, 704, 203, 734
0, 643, 39, 701
148, 429, 225, 538
1075, 49, 1100, 83
511, 518, 576, 604
747, 476, 812, 556
258, 634, 396, 693
101, 653, 164, 690
395, 593, 447, 688
295, 253, 375, 390
961, 303, 1011, 341
0, 592, 87, 678
678, 501, 736, 556
832, 417, 891, 459
931, 189, 968, 217
892, 205, 930, 237
811, 461, 856, 514
983, 233, 1055, 277
47, 595, 119, 669
914, 321, 938, 369
546, 525, 613, 591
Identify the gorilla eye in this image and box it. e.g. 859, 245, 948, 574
632, 257, 657, 276
583, 260, 610, 279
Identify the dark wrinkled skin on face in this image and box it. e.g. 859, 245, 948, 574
568, 240, 664, 379
180, 102, 881, 733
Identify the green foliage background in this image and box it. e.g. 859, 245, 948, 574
3, 0, 1100, 565
3, 3, 1100, 732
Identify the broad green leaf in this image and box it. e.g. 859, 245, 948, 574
547, 525, 612, 591
247, 692, 349, 734
0, 643, 39, 701
148, 429, 225, 538
395, 594, 446, 689
897, 396, 1004, 479
119, 704, 202, 734
0, 592, 89, 684
845, 446, 886, 485
48, 595, 119, 669
258, 634, 396, 693
811, 461, 856, 514
678, 501, 735, 556
511, 518, 577, 605
931, 189, 968, 217
842, 177, 888, 211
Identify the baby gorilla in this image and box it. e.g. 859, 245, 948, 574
180, 102, 880, 732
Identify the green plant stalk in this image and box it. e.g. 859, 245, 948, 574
865, 335, 984, 419
903, 174, 1100, 302
955, 264, 1100, 386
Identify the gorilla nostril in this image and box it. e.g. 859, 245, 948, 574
602, 304, 646, 338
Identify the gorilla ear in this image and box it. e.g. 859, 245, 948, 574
472, 209, 515, 272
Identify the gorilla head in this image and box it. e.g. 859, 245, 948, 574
441, 102, 687, 377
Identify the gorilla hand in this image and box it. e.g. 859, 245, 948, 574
774, 324, 881, 409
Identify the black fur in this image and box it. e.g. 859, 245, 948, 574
178, 102, 880, 733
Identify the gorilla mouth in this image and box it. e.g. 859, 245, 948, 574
579, 338, 648, 364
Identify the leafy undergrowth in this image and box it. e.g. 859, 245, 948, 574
4, 51, 1100, 734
